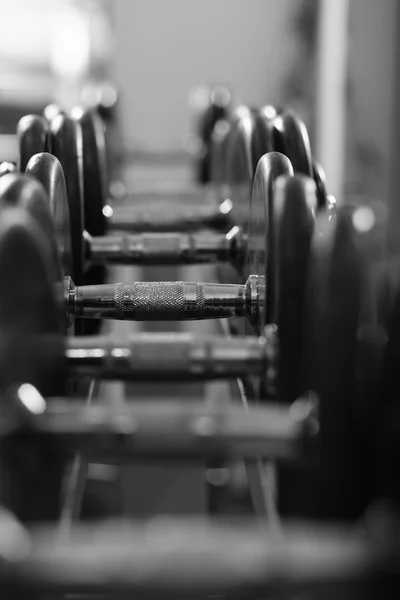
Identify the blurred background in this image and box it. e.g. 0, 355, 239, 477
1, 0, 399, 516
1, 0, 399, 215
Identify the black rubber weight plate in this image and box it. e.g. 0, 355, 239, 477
0, 172, 64, 286
16, 114, 50, 174
304, 201, 387, 520
77, 109, 108, 237
246, 152, 294, 336
50, 114, 85, 285
25, 153, 73, 280
273, 110, 313, 177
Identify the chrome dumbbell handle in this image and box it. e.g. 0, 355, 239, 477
85, 228, 246, 266
19, 398, 315, 462
65, 275, 261, 325
106, 200, 231, 232
67, 331, 267, 380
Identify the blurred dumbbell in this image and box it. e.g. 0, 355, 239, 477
1, 179, 399, 528
22, 151, 291, 283
0, 199, 398, 529
19, 104, 331, 239
44, 84, 233, 192
5, 153, 317, 334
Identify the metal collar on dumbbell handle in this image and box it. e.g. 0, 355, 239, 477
64, 275, 261, 324
67, 331, 267, 379
106, 201, 230, 232
21, 399, 314, 462
84, 227, 246, 265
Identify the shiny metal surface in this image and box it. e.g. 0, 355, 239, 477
65, 275, 262, 323
107, 198, 230, 232
67, 331, 267, 380
14, 398, 311, 462
0, 161, 17, 176
246, 152, 294, 335
86, 228, 246, 265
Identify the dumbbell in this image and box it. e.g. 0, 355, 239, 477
0, 195, 361, 525
46, 83, 233, 189
85, 105, 331, 235
0, 200, 316, 526
1, 204, 400, 595
15, 107, 277, 311
0, 189, 397, 527
9, 152, 316, 333
18, 104, 327, 242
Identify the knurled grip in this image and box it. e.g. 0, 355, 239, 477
68, 277, 247, 321
121, 281, 189, 319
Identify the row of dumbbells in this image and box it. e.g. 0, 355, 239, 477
0, 89, 399, 595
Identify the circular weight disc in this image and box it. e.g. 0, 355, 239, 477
250, 106, 276, 173
0, 207, 66, 394
209, 119, 232, 186
225, 107, 278, 233
25, 153, 73, 278
0, 173, 63, 291
272, 175, 317, 404
74, 109, 108, 328
76, 108, 108, 237
246, 152, 294, 336
271, 175, 317, 517
16, 115, 50, 173
0, 207, 67, 522
304, 200, 388, 520
192, 85, 232, 184
273, 110, 313, 177
50, 113, 85, 285
0, 173, 64, 285
216, 107, 255, 287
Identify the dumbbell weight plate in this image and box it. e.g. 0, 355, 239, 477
269, 175, 318, 516
73, 109, 108, 333
218, 108, 278, 288
0, 207, 66, 393
16, 115, 50, 173
75, 109, 108, 238
49, 114, 85, 287
273, 110, 313, 178
271, 175, 317, 403
0, 207, 67, 522
0, 172, 66, 283
21, 155, 72, 278
245, 152, 294, 336
303, 200, 388, 520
